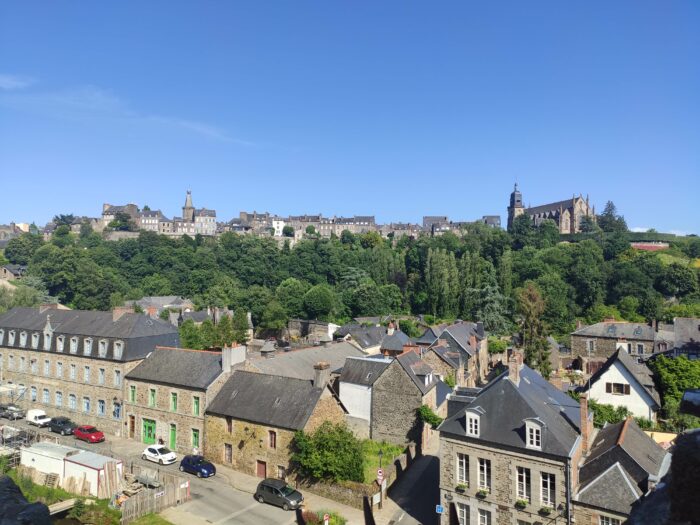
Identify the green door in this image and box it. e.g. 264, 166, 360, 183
169, 424, 177, 450
143, 419, 156, 445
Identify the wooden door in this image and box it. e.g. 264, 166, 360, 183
129, 416, 135, 439
256, 460, 267, 478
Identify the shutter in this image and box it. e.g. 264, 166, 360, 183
606, 383, 612, 393
624, 384, 630, 395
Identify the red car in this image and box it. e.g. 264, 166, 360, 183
73, 425, 105, 443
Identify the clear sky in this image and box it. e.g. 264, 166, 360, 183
1, 1, 698, 233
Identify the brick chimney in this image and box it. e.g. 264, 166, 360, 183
508, 352, 522, 386
575, 319, 583, 330
469, 333, 477, 350
402, 343, 420, 355
112, 305, 134, 322
580, 393, 591, 454
387, 322, 395, 336
313, 361, 330, 389
147, 306, 158, 318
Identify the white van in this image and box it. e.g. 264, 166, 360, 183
26, 409, 52, 427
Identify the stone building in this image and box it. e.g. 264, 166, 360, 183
426, 322, 489, 387
123, 346, 242, 454
422, 343, 466, 387
204, 365, 345, 479
571, 321, 658, 362
438, 355, 591, 525
371, 351, 438, 448
1, 264, 26, 281
507, 183, 596, 234
0, 306, 179, 436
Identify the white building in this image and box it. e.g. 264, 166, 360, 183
579, 349, 660, 422
338, 357, 391, 430
20, 442, 79, 481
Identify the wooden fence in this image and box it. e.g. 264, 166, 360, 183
119, 465, 190, 525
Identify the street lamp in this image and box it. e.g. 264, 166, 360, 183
378, 449, 383, 469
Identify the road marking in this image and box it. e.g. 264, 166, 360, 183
211, 502, 259, 524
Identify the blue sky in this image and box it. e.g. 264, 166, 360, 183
1, 1, 698, 233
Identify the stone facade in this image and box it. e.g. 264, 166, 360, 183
123, 371, 229, 454
370, 360, 436, 446
572, 502, 628, 525
203, 388, 344, 479
421, 350, 463, 386
571, 333, 655, 361
439, 436, 571, 525
0, 349, 136, 436
507, 184, 596, 234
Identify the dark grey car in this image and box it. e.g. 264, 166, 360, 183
0, 405, 25, 420
254, 478, 303, 511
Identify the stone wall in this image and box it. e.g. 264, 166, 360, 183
572, 503, 627, 525
422, 351, 463, 386
370, 360, 422, 445
304, 388, 346, 432
571, 335, 652, 359
123, 379, 208, 454
0, 348, 135, 436
439, 435, 570, 525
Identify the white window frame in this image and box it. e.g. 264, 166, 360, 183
68, 394, 77, 410
70, 337, 79, 354
540, 472, 556, 507
456, 503, 469, 525
56, 361, 63, 378
0, 329, 4, 345
477, 509, 491, 525
30, 359, 37, 374
8, 330, 16, 346
31, 332, 39, 349
114, 369, 122, 387
599, 517, 621, 525
30, 386, 37, 401
98, 368, 105, 385
56, 335, 65, 352
457, 453, 469, 484
44, 360, 50, 376
42, 388, 49, 404
84, 337, 93, 356
43, 332, 52, 350
82, 396, 91, 413
55, 391, 62, 407
83, 365, 90, 383
69, 363, 76, 380
19, 331, 27, 347
517, 466, 531, 502
98, 399, 106, 416
467, 414, 480, 437
98, 339, 108, 358
114, 340, 124, 360
478, 458, 491, 491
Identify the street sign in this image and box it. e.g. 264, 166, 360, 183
377, 467, 384, 483
436, 504, 444, 514
323, 513, 330, 525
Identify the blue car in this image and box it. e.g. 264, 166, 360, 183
179, 455, 216, 478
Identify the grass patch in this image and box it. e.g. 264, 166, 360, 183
5, 470, 75, 506
130, 514, 175, 525
361, 440, 405, 484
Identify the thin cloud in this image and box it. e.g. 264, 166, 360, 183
0, 74, 35, 90
0, 84, 253, 145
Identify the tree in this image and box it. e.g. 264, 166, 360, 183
425, 248, 459, 318
179, 319, 203, 349
275, 278, 310, 319
4, 234, 44, 265
511, 215, 535, 250
282, 225, 295, 238
657, 263, 698, 298
340, 230, 355, 245
232, 308, 250, 344
579, 215, 600, 234
291, 422, 364, 482
597, 201, 628, 233
303, 284, 336, 320
517, 282, 551, 378
216, 314, 235, 347
305, 225, 316, 235
259, 300, 288, 333
199, 319, 217, 349
108, 211, 137, 232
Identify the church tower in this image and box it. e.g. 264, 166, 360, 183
507, 183, 524, 232
182, 190, 195, 223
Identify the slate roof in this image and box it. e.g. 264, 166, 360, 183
415, 327, 440, 345
673, 317, 700, 349
206, 371, 325, 430
525, 197, 580, 215
396, 351, 437, 395
380, 331, 412, 352
248, 341, 364, 380
439, 365, 583, 458
572, 322, 656, 341
436, 380, 452, 407
429, 345, 461, 369
576, 462, 642, 515
125, 347, 223, 390
127, 296, 193, 310
0, 307, 179, 361
335, 324, 386, 350
181, 311, 211, 323
339, 357, 391, 386
580, 349, 660, 406
2, 264, 26, 277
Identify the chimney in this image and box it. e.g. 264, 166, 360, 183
313, 361, 330, 389
469, 334, 477, 350
39, 304, 59, 314
222, 345, 246, 372
580, 393, 591, 454
475, 322, 485, 338
508, 352, 522, 386
575, 319, 583, 330
112, 305, 134, 322
402, 343, 420, 356
147, 306, 158, 318
387, 322, 395, 336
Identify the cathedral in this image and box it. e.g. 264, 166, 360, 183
507, 184, 596, 234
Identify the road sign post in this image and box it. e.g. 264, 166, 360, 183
377, 467, 384, 509
323, 513, 330, 525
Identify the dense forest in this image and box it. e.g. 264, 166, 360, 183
1, 204, 699, 345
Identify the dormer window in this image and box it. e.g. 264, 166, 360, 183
98, 340, 108, 358
19, 331, 27, 347
70, 337, 79, 354
84, 338, 93, 356
56, 335, 65, 352
114, 341, 124, 360
466, 409, 482, 438
525, 418, 544, 450
0, 329, 4, 345
43, 332, 52, 350
31, 333, 40, 349
8, 331, 15, 345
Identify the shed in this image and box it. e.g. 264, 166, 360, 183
20, 442, 80, 481
63, 451, 123, 497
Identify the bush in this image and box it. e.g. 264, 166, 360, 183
417, 405, 443, 429
487, 337, 507, 354
292, 422, 364, 482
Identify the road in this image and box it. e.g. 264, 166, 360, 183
387, 455, 440, 525
3, 419, 299, 525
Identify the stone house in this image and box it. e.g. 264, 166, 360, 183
123, 346, 243, 454
0, 305, 179, 436
1, 264, 26, 281
422, 343, 466, 387
438, 355, 591, 525
427, 322, 489, 387
371, 351, 438, 449
577, 349, 660, 422
203, 365, 346, 479
338, 356, 392, 437
571, 321, 657, 361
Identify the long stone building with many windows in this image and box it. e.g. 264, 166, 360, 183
0, 306, 179, 436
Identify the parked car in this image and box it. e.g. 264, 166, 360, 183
26, 409, 52, 427
73, 425, 105, 443
0, 405, 25, 420
142, 445, 177, 465
255, 478, 304, 511
179, 455, 216, 478
48, 417, 77, 436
